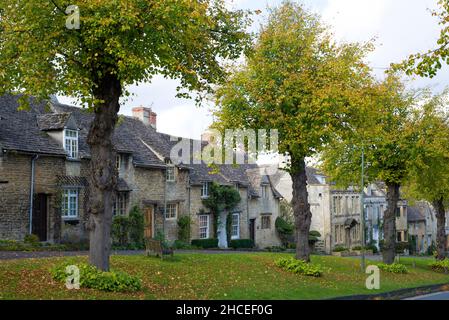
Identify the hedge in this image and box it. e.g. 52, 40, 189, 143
191, 239, 218, 249
230, 239, 254, 249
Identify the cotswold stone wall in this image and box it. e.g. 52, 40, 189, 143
0, 153, 65, 241
131, 166, 190, 242
188, 186, 250, 243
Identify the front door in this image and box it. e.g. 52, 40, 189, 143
32, 194, 47, 241
144, 207, 154, 238
249, 219, 256, 243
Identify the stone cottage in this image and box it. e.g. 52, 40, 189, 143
0, 95, 282, 248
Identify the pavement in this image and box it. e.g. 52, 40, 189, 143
0, 249, 267, 260
404, 291, 449, 300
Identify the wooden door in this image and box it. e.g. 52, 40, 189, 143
144, 207, 154, 238
32, 194, 47, 241
249, 219, 256, 243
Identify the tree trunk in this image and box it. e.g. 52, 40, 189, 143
218, 210, 228, 249
290, 156, 312, 262
433, 197, 447, 261
86, 73, 121, 271
382, 182, 399, 264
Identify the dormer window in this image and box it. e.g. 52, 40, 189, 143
165, 159, 175, 182
64, 129, 78, 159
201, 182, 210, 198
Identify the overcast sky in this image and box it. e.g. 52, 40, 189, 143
58, 0, 449, 139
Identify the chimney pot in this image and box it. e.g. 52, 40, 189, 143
132, 106, 157, 129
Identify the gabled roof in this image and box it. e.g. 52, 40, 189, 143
0, 95, 67, 156
37, 113, 72, 131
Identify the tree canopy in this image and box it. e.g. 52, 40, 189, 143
0, 0, 252, 108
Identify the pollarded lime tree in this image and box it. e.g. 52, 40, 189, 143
321, 75, 419, 264
213, 1, 374, 262
0, 0, 251, 270
404, 91, 449, 260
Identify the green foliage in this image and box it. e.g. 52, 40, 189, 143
0, 0, 251, 107
111, 207, 145, 248
429, 259, 449, 273
202, 182, 241, 239
111, 215, 130, 246
279, 199, 294, 225
351, 246, 363, 251
377, 263, 408, 274
427, 241, 437, 256
0, 239, 67, 252
275, 257, 323, 277
396, 242, 409, 254
229, 239, 254, 249
265, 246, 286, 252
365, 243, 379, 254
128, 206, 144, 247
392, 0, 449, 78
213, 1, 374, 165
177, 216, 192, 243
275, 217, 294, 246
51, 263, 141, 292
172, 240, 195, 250
24, 234, 40, 246
333, 246, 349, 253
309, 231, 321, 243
191, 239, 218, 249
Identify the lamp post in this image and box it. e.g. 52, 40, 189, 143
360, 145, 366, 272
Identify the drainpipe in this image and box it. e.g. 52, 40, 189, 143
29, 154, 39, 234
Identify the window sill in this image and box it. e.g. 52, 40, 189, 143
66, 158, 81, 163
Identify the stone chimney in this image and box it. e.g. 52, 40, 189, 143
132, 106, 157, 129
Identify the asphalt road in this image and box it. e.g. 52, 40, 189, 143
405, 291, 449, 300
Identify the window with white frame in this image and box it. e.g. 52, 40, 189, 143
64, 129, 79, 159
231, 213, 240, 239
113, 192, 128, 216
201, 182, 210, 198
165, 203, 178, 220
199, 215, 210, 239
62, 189, 78, 218
166, 166, 175, 182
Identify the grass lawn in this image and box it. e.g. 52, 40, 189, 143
0, 253, 448, 300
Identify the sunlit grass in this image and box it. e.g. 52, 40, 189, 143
0, 253, 448, 300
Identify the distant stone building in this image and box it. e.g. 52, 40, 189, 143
0, 95, 282, 249
408, 201, 437, 254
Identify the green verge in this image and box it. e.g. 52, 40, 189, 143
0, 254, 448, 300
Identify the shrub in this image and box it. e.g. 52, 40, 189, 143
24, 234, 40, 246
177, 216, 191, 243
275, 217, 294, 247
396, 242, 409, 254
265, 246, 286, 252
191, 239, 218, 249
351, 246, 363, 251
333, 246, 349, 253
128, 206, 144, 247
111, 215, 129, 246
365, 243, 379, 254
275, 257, 323, 277
173, 240, 194, 249
51, 263, 142, 292
429, 259, 449, 273
377, 263, 408, 274
309, 231, 321, 243
230, 239, 254, 249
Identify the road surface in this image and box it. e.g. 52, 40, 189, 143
405, 291, 449, 300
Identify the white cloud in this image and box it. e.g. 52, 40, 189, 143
322, 0, 389, 42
